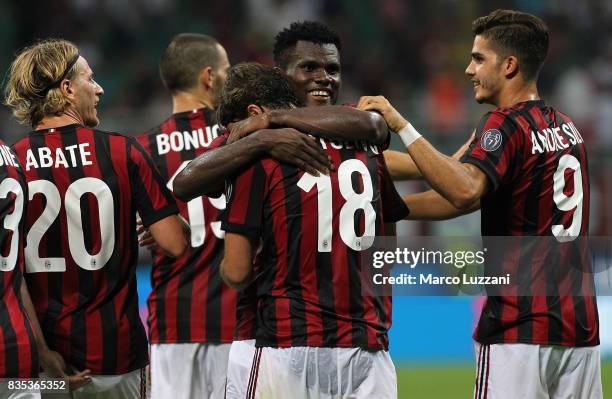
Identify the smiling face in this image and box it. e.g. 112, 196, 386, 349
70, 57, 104, 127
465, 35, 506, 106
282, 41, 341, 106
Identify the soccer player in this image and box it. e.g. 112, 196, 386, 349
218, 62, 407, 399
136, 33, 237, 399
174, 21, 467, 198
0, 139, 40, 399
5, 39, 187, 398
170, 23, 393, 398
1, 140, 89, 399
173, 21, 390, 199
269, 20, 469, 180
359, 10, 602, 399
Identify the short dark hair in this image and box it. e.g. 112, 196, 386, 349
472, 9, 549, 81
273, 21, 342, 69
159, 33, 221, 93
217, 63, 299, 126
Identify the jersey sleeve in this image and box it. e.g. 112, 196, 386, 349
460, 111, 522, 191
378, 156, 409, 222
127, 137, 179, 227
221, 161, 268, 241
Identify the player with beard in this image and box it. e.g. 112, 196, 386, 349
169, 23, 398, 398
136, 33, 234, 399
136, 31, 395, 398
170, 21, 402, 398
173, 21, 392, 200
360, 10, 601, 399
219, 62, 407, 399
269, 21, 470, 179
174, 20, 472, 196
5, 39, 187, 399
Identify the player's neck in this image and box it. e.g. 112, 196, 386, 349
172, 90, 214, 114
35, 108, 85, 131
496, 80, 539, 108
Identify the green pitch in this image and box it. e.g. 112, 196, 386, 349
397, 362, 611, 398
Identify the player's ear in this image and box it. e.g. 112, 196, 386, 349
198, 66, 214, 90
59, 78, 75, 101
247, 104, 263, 117
503, 55, 519, 79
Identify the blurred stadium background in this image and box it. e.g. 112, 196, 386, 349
0, 0, 609, 397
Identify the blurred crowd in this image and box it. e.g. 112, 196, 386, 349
0, 0, 610, 234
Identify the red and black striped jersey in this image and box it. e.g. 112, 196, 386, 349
234, 281, 257, 341
197, 132, 256, 342
0, 139, 38, 377
461, 100, 598, 347
223, 137, 408, 350
137, 108, 237, 344
12, 124, 179, 374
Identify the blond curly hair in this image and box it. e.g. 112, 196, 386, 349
4, 39, 79, 127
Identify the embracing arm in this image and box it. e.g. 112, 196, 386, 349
173, 129, 330, 201
265, 106, 389, 144
174, 133, 267, 201
227, 106, 388, 145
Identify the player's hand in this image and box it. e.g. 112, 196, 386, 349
67, 369, 94, 391
357, 96, 409, 133
39, 348, 92, 391
254, 128, 332, 176
137, 218, 158, 251
227, 114, 270, 144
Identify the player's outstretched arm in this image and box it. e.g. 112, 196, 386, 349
403, 190, 480, 220
226, 106, 388, 145
381, 139, 472, 181
173, 128, 330, 201
360, 96, 488, 209
366, 89, 473, 182
20, 278, 93, 390
220, 233, 253, 291
147, 215, 188, 258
